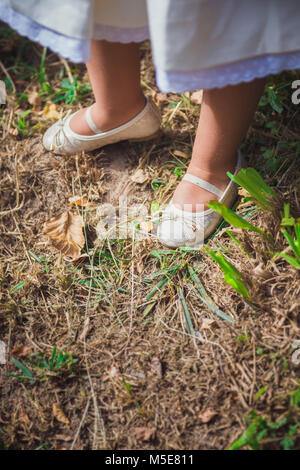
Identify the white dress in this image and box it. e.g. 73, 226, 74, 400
1, 0, 300, 91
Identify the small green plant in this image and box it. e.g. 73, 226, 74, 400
151, 179, 165, 190
52, 78, 91, 104
206, 166, 280, 240
174, 167, 183, 178
122, 378, 131, 395
38, 47, 53, 95
28, 250, 53, 273
16, 109, 32, 135
0, 427, 5, 450
227, 167, 277, 211
271, 204, 300, 269
237, 334, 247, 343
258, 84, 284, 114
31, 346, 77, 373
8, 347, 77, 384
228, 384, 300, 450
206, 168, 299, 301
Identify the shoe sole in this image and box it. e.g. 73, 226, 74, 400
45, 129, 163, 155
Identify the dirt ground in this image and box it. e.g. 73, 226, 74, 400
0, 29, 300, 450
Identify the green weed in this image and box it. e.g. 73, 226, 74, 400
271, 204, 300, 269
8, 347, 77, 384
31, 346, 77, 373
228, 384, 300, 450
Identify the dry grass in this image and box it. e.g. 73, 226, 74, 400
0, 29, 300, 450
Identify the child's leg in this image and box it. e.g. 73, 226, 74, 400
70, 40, 145, 135
172, 78, 266, 211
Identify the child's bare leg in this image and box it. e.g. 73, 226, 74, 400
70, 40, 145, 135
172, 78, 266, 211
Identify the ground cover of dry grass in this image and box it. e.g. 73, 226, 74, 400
0, 27, 299, 450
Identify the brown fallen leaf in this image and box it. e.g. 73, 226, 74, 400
190, 90, 203, 105
19, 408, 30, 425
55, 444, 67, 450
43, 102, 60, 120
139, 220, 153, 233
52, 403, 70, 426
154, 92, 168, 103
103, 363, 120, 382
238, 188, 250, 197
150, 356, 163, 377
198, 408, 217, 423
8, 127, 18, 136
108, 363, 120, 378
134, 427, 155, 441
13, 345, 32, 358
237, 187, 254, 209
43, 211, 84, 259
70, 253, 90, 266
68, 196, 95, 207
173, 150, 189, 159
55, 434, 72, 441
135, 256, 144, 275
15, 108, 26, 115
130, 169, 148, 184
28, 91, 42, 109
79, 317, 90, 341
200, 318, 217, 330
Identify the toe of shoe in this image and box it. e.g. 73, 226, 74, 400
43, 123, 58, 151
157, 219, 196, 247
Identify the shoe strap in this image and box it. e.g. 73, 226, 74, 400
85, 106, 101, 134
182, 174, 223, 197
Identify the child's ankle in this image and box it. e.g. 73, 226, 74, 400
69, 96, 146, 135
187, 155, 238, 183
92, 97, 146, 131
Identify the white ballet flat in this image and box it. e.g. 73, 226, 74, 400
157, 150, 245, 248
43, 97, 161, 155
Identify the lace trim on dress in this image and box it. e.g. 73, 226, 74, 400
1, 3, 300, 90
0, 4, 149, 63
156, 52, 300, 92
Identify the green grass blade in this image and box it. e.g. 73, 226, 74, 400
142, 301, 156, 317
224, 274, 250, 299
205, 248, 242, 278
145, 265, 180, 301
50, 346, 57, 370
225, 230, 242, 247
193, 288, 235, 323
227, 167, 276, 209
187, 267, 208, 298
207, 200, 266, 236
9, 281, 25, 295
282, 228, 300, 259
178, 288, 194, 336
228, 422, 260, 450
272, 252, 300, 269
12, 357, 33, 380
254, 385, 268, 402
28, 251, 44, 264
145, 277, 169, 301
188, 266, 235, 322
204, 248, 250, 298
